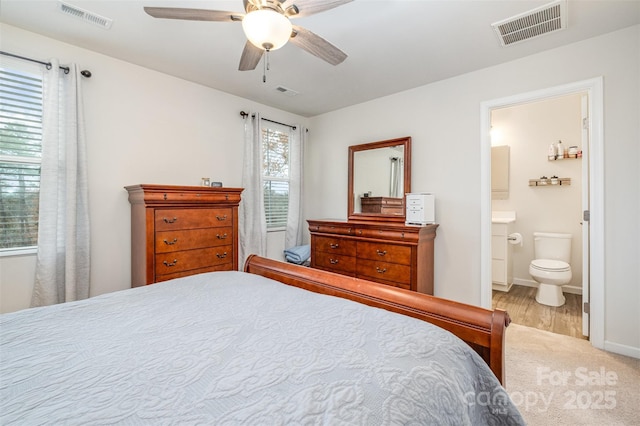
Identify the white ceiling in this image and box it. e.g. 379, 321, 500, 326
1, 0, 639, 117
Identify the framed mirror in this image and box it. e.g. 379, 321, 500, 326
348, 136, 411, 222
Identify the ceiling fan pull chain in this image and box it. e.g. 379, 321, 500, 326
263, 52, 267, 83
263, 49, 271, 83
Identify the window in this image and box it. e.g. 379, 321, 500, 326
262, 125, 290, 230
0, 66, 43, 253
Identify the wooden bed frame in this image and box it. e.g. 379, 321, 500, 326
245, 255, 511, 385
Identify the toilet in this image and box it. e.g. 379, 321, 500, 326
529, 232, 572, 307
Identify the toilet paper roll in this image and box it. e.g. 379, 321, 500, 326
508, 232, 523, 246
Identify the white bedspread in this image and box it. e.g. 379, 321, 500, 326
1, 271, 523, 425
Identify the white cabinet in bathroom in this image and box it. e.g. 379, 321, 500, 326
492, 221, 514, 292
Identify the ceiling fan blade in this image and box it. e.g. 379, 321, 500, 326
242, 0, 262, 13
290, 25, 347, 66
238, 41, 264, 71
144, 7, 242, 22
282, 0, 353, 18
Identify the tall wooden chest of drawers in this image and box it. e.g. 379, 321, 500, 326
125, 184, 243, 286
308, 219, 438, 294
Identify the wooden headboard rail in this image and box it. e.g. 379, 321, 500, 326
244, 255, 510, 384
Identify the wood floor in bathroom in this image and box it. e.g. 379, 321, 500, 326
492, 285, 587, 340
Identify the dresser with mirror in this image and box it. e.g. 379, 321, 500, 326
308, 137, 439, 294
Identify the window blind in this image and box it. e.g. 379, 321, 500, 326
262, 126, 289, 229
0, 68, 43, 249
263, 180, 289, 228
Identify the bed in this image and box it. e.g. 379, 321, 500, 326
1, 255, 523, 425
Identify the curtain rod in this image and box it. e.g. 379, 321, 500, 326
240, 111, 296, 130
0, 51, 92, 78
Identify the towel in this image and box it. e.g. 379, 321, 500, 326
284, 244, 311, 265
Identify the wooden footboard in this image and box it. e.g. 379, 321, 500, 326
244, 255, 511, 385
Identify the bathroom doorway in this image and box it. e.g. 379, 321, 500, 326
479, 78, 605, 348
491, 94, 585, 338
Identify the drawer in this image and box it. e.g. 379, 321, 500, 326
492, 223, 509, 237
155, 227, 233, 253
155, 245, 233, 275
354, 228, 419, 243
314, 251, 356, 275
313, 236, 356, 256
492, 259, 506, 283
491, 235, 506, 259
155, 208, 232, 231
407, 197, 423, 207
143, 190, 242, 204
309, 223, 355, 235
357, 241, 411, 265
367, 276, 411, 291
156, 264, 232, 282
356, 259, 411, 285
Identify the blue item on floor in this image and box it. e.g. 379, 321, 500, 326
284, 244, 311, 265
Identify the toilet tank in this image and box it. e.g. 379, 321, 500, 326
533, 232, 572, 263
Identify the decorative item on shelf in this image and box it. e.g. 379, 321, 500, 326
556, 140, 563, 160
201, 177, 211, 186
568, 146, 578, 158
548, 141, 581, 161
529, 177, 571, 186
210, 181, 223, 187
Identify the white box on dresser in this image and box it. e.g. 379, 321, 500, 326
405, 193, 435, 225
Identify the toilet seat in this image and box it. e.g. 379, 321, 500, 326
530, 259, 571, 272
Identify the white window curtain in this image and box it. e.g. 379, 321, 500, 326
239, 112, 266, 269
32, 59, 90, 307
285, 125, 306, 248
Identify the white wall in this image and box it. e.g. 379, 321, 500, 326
0, 24, 306, 313
307, 26, 639, 355
492, 94, 583, 291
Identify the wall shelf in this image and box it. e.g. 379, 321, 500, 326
529, 178, 571, 186
548, 156, 581, 161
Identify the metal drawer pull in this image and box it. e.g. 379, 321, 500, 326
163, 238, 178, 245
217, 233, 228, 239
163, 217, 178, 224
330, 258, 339, 264
216, 252, 228, 259
163, 259, 178, 267
376, 250, 387, 256
216, 215, 227, 221
376, 267, 387, 274
330, 243, 339, 249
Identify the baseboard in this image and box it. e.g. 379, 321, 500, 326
492, 281, 514, 292
513, 278, 536, 288
604, 340, 640, 359
513, 277, 582, 295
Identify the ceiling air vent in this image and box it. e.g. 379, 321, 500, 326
58, 1, 113, 29
275, 86, 299, 97
491, 0, 567, 47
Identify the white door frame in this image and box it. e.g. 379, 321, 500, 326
580, 94, 590, 337
479, 77, 604, 349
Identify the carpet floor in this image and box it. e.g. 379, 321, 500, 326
505, 323, 640, 425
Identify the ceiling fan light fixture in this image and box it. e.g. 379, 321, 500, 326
242, 9, 292, 51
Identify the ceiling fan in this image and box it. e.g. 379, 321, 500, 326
144, 0, 352, 73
